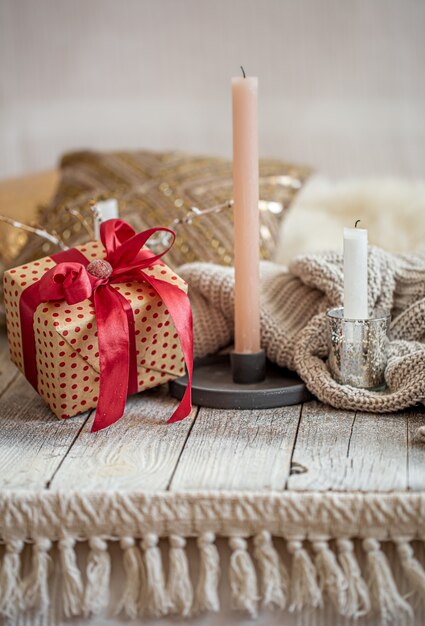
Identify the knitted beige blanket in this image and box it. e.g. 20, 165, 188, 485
180, 247, 425, 412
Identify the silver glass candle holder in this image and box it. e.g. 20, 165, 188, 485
327, 307, 390, 389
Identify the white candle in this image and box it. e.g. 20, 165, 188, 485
343, 226, 368, 319
232, 71, 261, 354
93, 198, 119, 240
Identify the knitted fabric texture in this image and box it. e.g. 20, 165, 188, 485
179, 247, 425, 412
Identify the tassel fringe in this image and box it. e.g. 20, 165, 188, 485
141, 533, 168, 616
254, 530, 288, 610
229, 537, 258, 617
363, 537, 413, 624
167, 534, 193, 616
0, 539, 24, 618
115, 536, 144, 619
59, 536, 83, 617
1, 532, 424, 620
83, 537, 110, 616
194, 532, 220, 613
288, 539, 322, 611
396, 539, 425, 602
22, 537, 52, 615
336, 538, 370, 618
312, 539, 348, 614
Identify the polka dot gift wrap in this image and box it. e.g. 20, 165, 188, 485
3, 239, 186, 421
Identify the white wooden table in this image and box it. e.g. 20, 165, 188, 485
1, 329, 425, 626
2, 328, 423, 495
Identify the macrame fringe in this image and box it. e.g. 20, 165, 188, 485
229, 537, 258, 618
115, 537, 144, 619
287, 539, 322, 612
83, 537, 111, 616
0, 539, 24, 619
363, 537, 413, 624
194, 532, 220, 613
396, 539, 425, 602
58, 536, 83, 618
253, 530, 288, 610
22, 537, 52, 615
2, 532, 425, 621
313, 539, 348, 614
336, 538, 370, 618
167, 534, 193, 616
141, 533, 168, 616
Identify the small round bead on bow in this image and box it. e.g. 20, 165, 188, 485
86, 259, 113, 280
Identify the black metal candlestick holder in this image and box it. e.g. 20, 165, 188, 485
169, 348, 311, 410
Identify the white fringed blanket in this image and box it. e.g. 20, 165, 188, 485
2, 491, 425, 623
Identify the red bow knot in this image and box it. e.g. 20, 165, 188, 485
38, 262, 99, 304
20, 220, 193, 432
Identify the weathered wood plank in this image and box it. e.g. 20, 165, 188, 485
287, 401, 355, 491
343, 410, 408, 491
407, 407, 425, 490
0, 330, 18, 395
0, 375, 88, 490
170, 405, 301, 491
2, 308, 422, 497
288, 401, 409, 491
50, 387, 198, 491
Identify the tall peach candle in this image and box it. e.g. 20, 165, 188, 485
232, 72, 261, 354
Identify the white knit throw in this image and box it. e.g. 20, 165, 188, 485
179, 247, 425, 412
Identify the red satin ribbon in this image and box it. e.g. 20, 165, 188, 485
19, 220, 193, 431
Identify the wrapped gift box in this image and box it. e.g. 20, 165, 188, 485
3, 238, 186, 420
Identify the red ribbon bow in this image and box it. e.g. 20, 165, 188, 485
19, 219, 193, 431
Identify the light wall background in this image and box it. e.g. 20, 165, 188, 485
1, 0, 424, 179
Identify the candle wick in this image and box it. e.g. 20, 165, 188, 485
240, 65, 246, 78
355, 219, 361, 228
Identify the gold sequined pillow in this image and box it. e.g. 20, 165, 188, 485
37, 149, 311, 267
